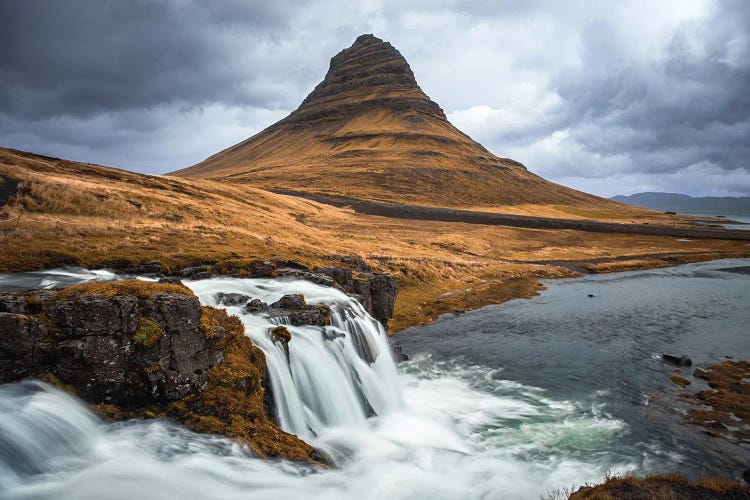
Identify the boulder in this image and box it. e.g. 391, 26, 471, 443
216, 292, 251, 307
663, 354, 692, 367
245, 298, 269, 313
266, 304, 331, 327
179, 265, 213, 280
286, 264, 398, 327
391, 345, 409, 362
270, 294, 307, 310
368, 274, 398, 326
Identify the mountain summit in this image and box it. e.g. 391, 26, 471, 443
296, 34, 446, 121
172, 35, 609, 209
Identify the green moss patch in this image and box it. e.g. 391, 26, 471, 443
133, 316, 162, 348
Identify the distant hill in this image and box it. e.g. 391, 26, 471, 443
612, 192, 750, 215
172, 34, 627, 212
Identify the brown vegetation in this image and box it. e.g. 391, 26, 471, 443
170, 306, 324, 463
568, 473, 750, 499
688, 360, 750, 443
53, 279, 191, 301
2, 147, 750, 333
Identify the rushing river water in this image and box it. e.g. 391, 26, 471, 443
0, 259, 749, 499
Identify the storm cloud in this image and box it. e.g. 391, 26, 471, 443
1, 0, 748, 196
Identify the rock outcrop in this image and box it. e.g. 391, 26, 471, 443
266, 294, 332, 327
0, 282, 219, 406
0, 280, 323, 464
120, 257, 399, 328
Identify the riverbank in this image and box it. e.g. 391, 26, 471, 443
394, 259, 750, 492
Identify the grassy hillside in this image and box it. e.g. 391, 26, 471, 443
2, 147, 749, 332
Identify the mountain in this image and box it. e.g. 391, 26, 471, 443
172, 34, 622, 211
612, 192, 750, 215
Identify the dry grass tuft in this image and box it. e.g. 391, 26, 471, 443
53, 279, 191, 301
568, 472, 750, 499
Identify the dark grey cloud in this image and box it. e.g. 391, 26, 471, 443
0, 0, 299, 118
1, 0, 748, 196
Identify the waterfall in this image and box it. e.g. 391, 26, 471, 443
185, 278, 404, 441
0, 381, 103, 490
0, 268, 648, 499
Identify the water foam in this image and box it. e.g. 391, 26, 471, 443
0, 270, 639, 499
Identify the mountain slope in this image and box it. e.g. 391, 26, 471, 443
172, 34, 623, 211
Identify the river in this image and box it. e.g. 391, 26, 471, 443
1, 259, 748, 499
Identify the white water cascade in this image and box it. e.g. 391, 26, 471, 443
0, 268, 656, 499
185, 278, 403, 442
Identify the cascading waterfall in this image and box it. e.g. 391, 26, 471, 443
0, 267, 684, 499
185, 278, 403, 442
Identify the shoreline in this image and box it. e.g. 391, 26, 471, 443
388, 251, 750, 334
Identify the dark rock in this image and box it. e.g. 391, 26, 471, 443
158, 276, 183, 285
180, 265, 213, 280
118, 260, 163, 276
316, 266, 353, 287
47, 295, 139, 338
663, 354, 692, 367
341, 256, 372, 272
0, 292, 48, 314
0, 289, 223, 407
694, 367, 709, 379
368, 274, 398, 326
588, 294, 595, 298
743, 468, 750, 485
391, 344, 409, 362
271, 294, 307, 310
266, 304, 331, 327
244, 299, 269, 313
0, 174, 20, 208
350, 329, 375, 363
248, 260, 276, 278
216, 292, 251, 307
271, 259, 308, 270
0, 313, 46, 380
274, 266, 398, 327
252, 266, 275, 278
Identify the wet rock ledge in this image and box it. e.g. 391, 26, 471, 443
0, 280, 325, 464
120, 255, 398, 327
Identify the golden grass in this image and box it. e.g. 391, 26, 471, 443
689, 360, 750, 442
53, 279, 192, 301
568, 473, 750, 499
3, 147, 750, 332
173, 94, 628, 210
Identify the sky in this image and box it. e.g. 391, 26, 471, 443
2, 0, 749, 197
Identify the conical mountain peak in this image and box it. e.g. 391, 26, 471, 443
294, 34, 445, 120
173, 35, 608, 210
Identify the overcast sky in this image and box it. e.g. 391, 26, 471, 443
2, 0, 748, 197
